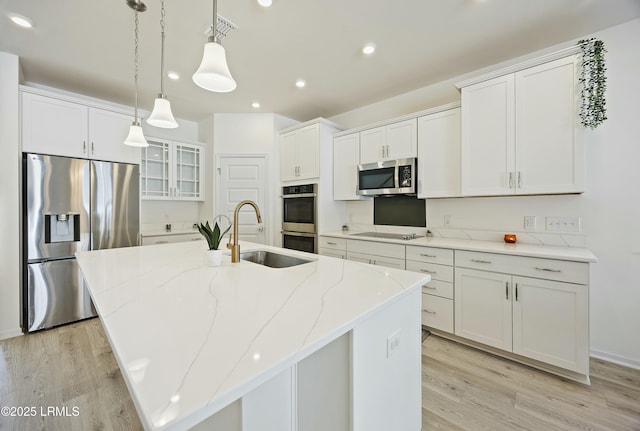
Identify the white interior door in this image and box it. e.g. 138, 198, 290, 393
217, 156, 267, 244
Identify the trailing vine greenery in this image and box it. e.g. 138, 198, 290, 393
578, 38, 607, 129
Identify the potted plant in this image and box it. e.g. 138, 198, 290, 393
197, 221, 231, 267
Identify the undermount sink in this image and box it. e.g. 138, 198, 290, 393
240, 250, 314, 268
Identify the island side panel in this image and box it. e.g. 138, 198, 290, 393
351, 286, 422, 431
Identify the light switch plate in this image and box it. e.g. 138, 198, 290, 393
387, 329, 401, 358
546, 217, 580, 232
524, 216, 536, 230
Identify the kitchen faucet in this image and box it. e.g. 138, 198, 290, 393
228, 200, 262, 263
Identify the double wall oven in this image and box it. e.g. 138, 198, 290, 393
282, 183, 317, 253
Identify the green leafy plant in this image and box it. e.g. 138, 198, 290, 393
578, 38, 607, 129
197, 221, 231, 250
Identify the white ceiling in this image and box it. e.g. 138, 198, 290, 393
1, 0, 639, 123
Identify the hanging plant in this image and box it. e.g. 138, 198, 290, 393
578, 38, 607, 129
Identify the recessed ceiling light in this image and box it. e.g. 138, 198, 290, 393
362, 43, 376, 55
167, 71, 180, 80
251, 101, 261, 109
295, 79, 306, 88
8, 13, 33, 29
257, 0, 273, 7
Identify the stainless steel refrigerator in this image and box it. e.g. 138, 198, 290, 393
22, 153, 139, 332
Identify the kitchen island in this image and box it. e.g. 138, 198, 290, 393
76, 240, 429, 431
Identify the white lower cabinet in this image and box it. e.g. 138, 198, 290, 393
141, 232, 203, 245
454, 251, 589, 376
318, 236, 347, 259
406, 245, 454, 333
346, 239, 405, 270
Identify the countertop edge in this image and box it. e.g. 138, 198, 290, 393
319, 231, 597, 263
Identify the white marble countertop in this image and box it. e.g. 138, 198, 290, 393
321, 231, 597, 263
140, 229, 200, 237
76, 241, 429, 431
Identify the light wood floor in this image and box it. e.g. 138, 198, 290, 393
1, 319, 638, 431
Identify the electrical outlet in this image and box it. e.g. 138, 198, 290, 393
444, 215, 452, 227
524, 216, 536, 230
387, 329, 401, 358
545, 217, 580, 232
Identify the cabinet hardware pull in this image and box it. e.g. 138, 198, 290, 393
91, 141, 95, 154
515, 283, 519, 301
420, 253, 436, 258
156, 241, 169, 244
422, 285, 436, 290
508, 172, 513, 189
327, 242, 337, 245
424, 309, 437, 315
381, 146, 385, 158
420, 269, 436, 274
517, 171, 522, 188
386, 145, 390, 158
83, 141, 86, 153
506, 281, 509, 299
471, 259, 492, 264
535, 267, 561, 273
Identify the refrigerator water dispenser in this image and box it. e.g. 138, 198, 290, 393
44, 213, 80, 243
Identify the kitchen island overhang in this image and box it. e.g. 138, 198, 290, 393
76, 241, 429, 431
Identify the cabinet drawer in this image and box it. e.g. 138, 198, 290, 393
456, 250, 588, 284
347, 239, 405, 259
141, 233, 202, 246
421, 280, 454, 299
318, 236, 346, 251
406, 261, 454, 283
406, 246, 454, 265
318, 248, 346, 260
347, 251, 405, 270
421, 294, 454, 333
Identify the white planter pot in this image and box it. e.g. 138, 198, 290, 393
205, 249, 224, 267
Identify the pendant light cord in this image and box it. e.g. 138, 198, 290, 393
211, 0, 218, 43
160, 0, 166, 96
134, 10, 140, 124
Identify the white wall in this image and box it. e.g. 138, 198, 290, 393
0, 52, 22, 339
332, 19, 640, 368
206, 113, 298, 246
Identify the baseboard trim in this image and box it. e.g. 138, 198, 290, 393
0, 327, 23, 341
591, 349, 640, 371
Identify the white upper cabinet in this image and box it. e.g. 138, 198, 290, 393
21, 91, 140, 164
141, 138, 204, 201
514, 56, 583, 194
333, 133, 362, 201
460, 55, 583, 196
359, 118, 417, 164
280, 124, 320, 181
417, 108, 461, 198
88, 108, 140, 164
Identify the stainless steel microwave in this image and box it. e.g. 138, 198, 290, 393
357, 157, 417, 196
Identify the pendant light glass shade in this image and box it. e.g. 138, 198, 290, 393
148, 96, 178, 128
124, 122, 149, 147
192, 39, 237, 92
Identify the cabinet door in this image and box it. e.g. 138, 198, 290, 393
21, 92, 88, 158
333, 133, 361, 200
385, 119, 417, 160
295, 125, 320, 180
515, 55, 583, 194
512, 276, 589, 374
280, 131, 298, 181
88, 108, 140, 164
141, 139, 171, 199
174, 143, 204, 200
461, 74, 515, 196
318, 248, 346, 260
417, 109, 461, 198
359, 126, 385, 164
454, 268, 512, 351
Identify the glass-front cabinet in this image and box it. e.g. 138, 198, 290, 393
140, 138, 204, 201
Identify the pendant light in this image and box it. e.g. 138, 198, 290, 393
147, 0, 178, 128
192, 0, 237, 93
124, 1, 149, 147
